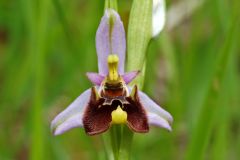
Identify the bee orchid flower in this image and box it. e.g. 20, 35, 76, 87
51, 9, 173, 136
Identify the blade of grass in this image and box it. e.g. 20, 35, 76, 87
23, 0, 50, 159
211, 52, 236, 160
185, 9, 240, 160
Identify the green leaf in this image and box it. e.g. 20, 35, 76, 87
127, 0, 152, 87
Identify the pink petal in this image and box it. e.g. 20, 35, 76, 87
147, 112, 172, 131
51, 89, 91, 135
138, 91, 173, 124
54, 114, 83, 135
122, 71, 140, 84
86, 72, 104, 86
96, 9, 126, 75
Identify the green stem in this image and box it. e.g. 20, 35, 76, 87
118, 126, 133, 160
110, 125, 122, 160
109, 125, 133, 160
102, 134, 114, 160
105, 0, 118, 11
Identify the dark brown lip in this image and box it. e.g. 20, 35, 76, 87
83, 85, 149, 136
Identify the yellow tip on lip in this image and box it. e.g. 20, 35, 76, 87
111, 106, 127, 124
108, 54, 119, 81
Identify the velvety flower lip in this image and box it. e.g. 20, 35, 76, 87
128, 87, 173, 131
83, 85, 149, 135
51, 9, 173, 136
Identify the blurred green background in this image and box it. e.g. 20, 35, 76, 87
0, 0, 240, 159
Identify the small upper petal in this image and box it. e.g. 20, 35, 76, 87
138, 90, 173, 123
86, 72, 105, 86
122, 71, 140, 84
152, 0, 166, 37
51, 89, 91, 135
96, 9, 126, 75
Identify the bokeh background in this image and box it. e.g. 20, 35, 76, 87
0, 0, 240, 159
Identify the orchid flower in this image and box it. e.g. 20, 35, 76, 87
51, 9, 173, 136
